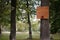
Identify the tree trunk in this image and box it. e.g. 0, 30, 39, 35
40, 19, 50, 40
10, 0, 16, 40
27, 13, 32, 39
0, 24, 1, 36
26, 0, 32, 39
41, 0, 49, 6
40, 0, 50, 40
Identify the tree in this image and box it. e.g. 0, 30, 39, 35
16, 0, 41, 39
10, 0, 16, 40
26, 2, 32, 39
0, 25, 1, 36
0, 0, 11, 36
50, 0, 60, 34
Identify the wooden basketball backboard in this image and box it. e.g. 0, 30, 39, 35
36, 6, 49, 19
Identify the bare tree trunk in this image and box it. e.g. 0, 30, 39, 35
10, 0, 16, 40
0, 24, 1, 36
40, 0, 50, 40
41, 0, 49, 6
27, 13, 32, 39
26, 0, 32, 39
40, 19, 50, 40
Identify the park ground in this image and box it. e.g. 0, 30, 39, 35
0, 32, 60, 40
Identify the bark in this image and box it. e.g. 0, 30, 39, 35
10, 0, 16, 40
40, 0, 50, 40
40, 19, 50, 40
26, 0, 32, 39
41, 0, 49, 6
0, 25, 1, 36
27, 13, 32, 39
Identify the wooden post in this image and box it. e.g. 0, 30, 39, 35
40, 0, 50, 40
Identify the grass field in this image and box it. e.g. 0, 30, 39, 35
0, 32, 60, 40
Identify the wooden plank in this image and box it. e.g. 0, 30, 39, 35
36, 6, 49, 19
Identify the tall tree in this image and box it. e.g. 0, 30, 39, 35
40, 0, 50, 40
50, 0, 60, 34
26, 0, 32, 39
10, 0, 16, 40
0, 25, 1, 36
16, 0, 41, 39
0, 0, 11, 36
0, 0, 2, 36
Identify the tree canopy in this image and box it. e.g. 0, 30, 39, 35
50, 0, 60, 34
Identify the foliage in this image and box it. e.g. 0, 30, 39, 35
16, 21, 39, 32
50, 0, 60, 34
16, 0, 40, 32
0, 0, 41, 32
0, 0, 11, 32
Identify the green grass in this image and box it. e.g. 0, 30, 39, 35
0, 32, 40, 40
16, 32, 40, 40
50, 33, 60, 40
0, 34, 9, 40
0, 32, 60, 40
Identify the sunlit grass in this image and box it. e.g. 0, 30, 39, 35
0, 34, 9, 40
0, 32, 60, 40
